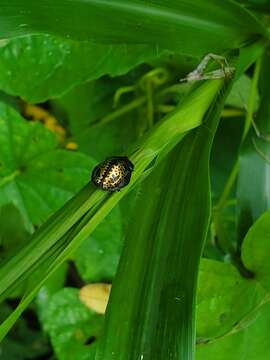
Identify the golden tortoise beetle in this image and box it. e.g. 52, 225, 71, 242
91, 156, 134, 192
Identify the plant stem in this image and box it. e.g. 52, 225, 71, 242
0, 170, 21, 187
242, 56, 262, 141
89, 83, 188, 130
145, 80, 154, 128
221, 108, 245, 117
215, 161, 239, 212
213, 56, 263, 256
215, 57, 262, 214
90, 96, 146, 129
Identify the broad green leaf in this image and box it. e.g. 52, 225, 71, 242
196, 301, 270, 360
53, 80, 115, 133
0, 1, 266, 56
36, 263, 68, 318
74, 206, 123, 282
196, 211, 270, 360
197, 211, 270, 359
40, 288, 103, 360
0, 34, 166, 103
197, 259, 264, 339
0, 102, 95, 231
242, 210, 270, 292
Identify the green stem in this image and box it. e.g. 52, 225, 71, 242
215, 161, 239, 212
113, 85, 136, 107
221, 108, 245, 117
213, 56, 263, 255
90, 96, 146, 129
0, 170, 21, 187
215, 57, 262, 214
145, 80, 154, 128
242, 57, 262, 141
90, 83, 187, 130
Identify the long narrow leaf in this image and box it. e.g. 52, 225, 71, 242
95, 77, 233, 360
0, 0, 266, 56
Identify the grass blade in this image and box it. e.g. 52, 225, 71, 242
94, 80, 233, 360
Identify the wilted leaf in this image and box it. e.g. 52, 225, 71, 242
80, 284, 111, 314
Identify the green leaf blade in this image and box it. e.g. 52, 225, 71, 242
94, 80, 232, 360
0, 34, 167, 102
0, 0, 266, 56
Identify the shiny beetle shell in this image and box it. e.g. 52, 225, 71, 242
91, 156, 134, 192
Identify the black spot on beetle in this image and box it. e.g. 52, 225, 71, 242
91, 156, 134, 192
84, 336, 96, 346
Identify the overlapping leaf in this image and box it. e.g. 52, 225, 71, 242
55, 78, 138, 161
0, 103, 95, 232
197, 259, 264, 340
197, 210, 270, 359
40, 288, 103, 360
0, 0, 266, 56
0, 79, 224, 340
0, 34, 166, 102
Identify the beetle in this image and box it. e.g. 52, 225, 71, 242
91, 156, 134, 192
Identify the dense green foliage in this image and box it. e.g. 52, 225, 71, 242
0, 1, 270, 359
